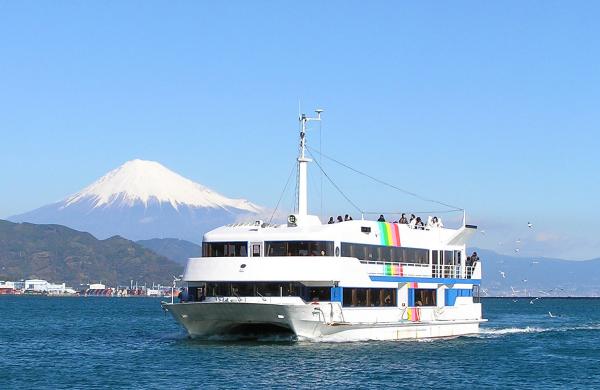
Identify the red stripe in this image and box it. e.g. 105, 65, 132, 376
393, 223, 401, 246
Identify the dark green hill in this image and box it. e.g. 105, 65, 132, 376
0, 219, 183, 287
136, 238, 201, 265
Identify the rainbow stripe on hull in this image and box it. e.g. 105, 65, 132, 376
378, 222, 401, 246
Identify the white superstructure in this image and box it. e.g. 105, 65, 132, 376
162, 110, 485, 341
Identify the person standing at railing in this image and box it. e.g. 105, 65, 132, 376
466, 255, 473, 278
399, 213, 408, 224
471, 252, 479, 272
415, 217, 425, 230
466, 251, 479, 278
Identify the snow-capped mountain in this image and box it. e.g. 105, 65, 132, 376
9, 159, 263, 243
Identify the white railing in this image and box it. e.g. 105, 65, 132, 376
363, 261, 477, 279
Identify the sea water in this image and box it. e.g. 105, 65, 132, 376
1, 296, 599, 389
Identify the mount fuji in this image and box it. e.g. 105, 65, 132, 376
9, 159, 263, 243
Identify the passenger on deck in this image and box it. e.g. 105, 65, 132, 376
328, 217, 334, 224
399, 213, 408, 224
415, 217, 424, 229
471, 251, 480, 265
344, 214, 351, 221
409, 216, 417, 229
426, 216, 434, 229
377, 214, 386, 222
337, 215, 344, 223
432, 216, 443, 228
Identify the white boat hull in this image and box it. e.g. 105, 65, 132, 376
162, 300, 484, 342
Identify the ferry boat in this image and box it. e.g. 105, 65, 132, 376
162, 110, 485, 341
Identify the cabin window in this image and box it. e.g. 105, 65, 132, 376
342, 288, 397, 307
411, 288, 437, 307
206, 282, 303, 297
202, 242, 248, 257
264, 241, 334, 256
341, 242, 429, 265
204, 282, 332, 302
309, 287, 331, 302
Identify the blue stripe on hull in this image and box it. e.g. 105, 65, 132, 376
369, 276, 481, 285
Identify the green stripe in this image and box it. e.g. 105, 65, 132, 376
379, 222, 389, 246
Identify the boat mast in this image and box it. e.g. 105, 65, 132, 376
298, 109, 323, 216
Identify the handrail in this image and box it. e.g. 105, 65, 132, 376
363, 260, 477, 279
360, 260, 429, 268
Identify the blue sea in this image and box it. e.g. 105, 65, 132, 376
1, 296, 599, 389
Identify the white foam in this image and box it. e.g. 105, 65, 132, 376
476, 323, 600, 338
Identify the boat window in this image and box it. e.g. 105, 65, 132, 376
413, 288, 436, 307
206, 282, 304, 298
432, 250, 439, 265
202, 242, 248, 257
341, 242, 430, 265
203, 282, 333, 302
342, 288, 397, 307
443, 251, 454, 265
264, 241, 334, 256
309, 287, 331, 302
252, 244, 261, 257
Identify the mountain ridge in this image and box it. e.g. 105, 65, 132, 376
9, 159, 264, 242
0, 219, 183, 286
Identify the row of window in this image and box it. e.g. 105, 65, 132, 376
202, 242, 247, 257
198, 282, 332, 302
265, 241, 334, 257
342, 288, 397, 307
432, 250, 461, 265
341, 242, 429, 264
410, 288, 437, 307
184, 283, 476, 306
202, 241, 434, 265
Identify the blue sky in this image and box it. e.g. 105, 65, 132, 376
1, 1, 599, 259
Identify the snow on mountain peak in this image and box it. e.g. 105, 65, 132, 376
64, 159, 262, 212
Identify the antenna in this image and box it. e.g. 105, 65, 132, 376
297, 108, 324, 216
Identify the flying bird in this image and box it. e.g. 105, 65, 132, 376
499, 271, 506, 278
530, 297, 541, 304
514, 248, 520, 253
528, 222, 533, 228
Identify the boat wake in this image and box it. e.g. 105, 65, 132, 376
476, 324, 600, 338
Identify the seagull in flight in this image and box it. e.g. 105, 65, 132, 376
514, 248, 520, 253
528, 222, 533, 228
530, 297, 541, 304
499, 271, 506, 278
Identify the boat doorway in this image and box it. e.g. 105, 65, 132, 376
251, 242, 262, 257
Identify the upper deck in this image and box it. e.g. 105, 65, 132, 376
203, 214, 476, 250
187, 214, 481, 285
